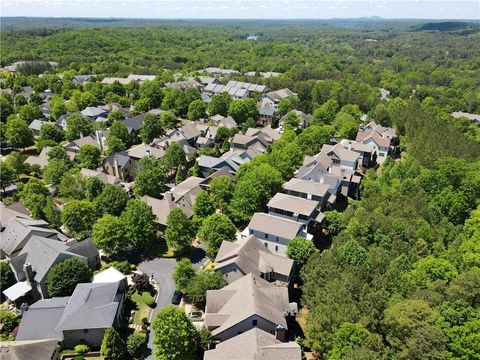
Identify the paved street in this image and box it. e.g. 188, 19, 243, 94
137, 245, 209, 359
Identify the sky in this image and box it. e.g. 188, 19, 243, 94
1, 0, 479, 20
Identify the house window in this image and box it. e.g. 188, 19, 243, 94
275, 246, 278, 252
83, 329, 89, 333
264, 243, 268, 248
275, 237, 279, 242
252, 319, 257, 326
264, 233, 268, 239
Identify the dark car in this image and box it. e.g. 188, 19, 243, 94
171, 290, 183, 305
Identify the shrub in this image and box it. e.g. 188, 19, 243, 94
103, 261, 134, 274
127, 332, 148, 358
142, 291, 155, 307
132, 272, 150, 291
74, 344, 90, 354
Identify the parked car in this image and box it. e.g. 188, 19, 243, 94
188, 311, 202, 319
171, 290, 183, 305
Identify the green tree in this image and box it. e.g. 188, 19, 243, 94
140, 113, 164, 143
209, 176, 235, 214
337, 239, 368, 267
186, 270, 226, 307
109, 121, 130, 146
39, 123, 65, 143
94, 184, 129, 216
312, 98, 339, 125
286, 237, 318, 271
18, 103, 42, 124
100, 327, 127, 360
43, 158, 71, 185
108, 109, 125, 123
162, 142, 186, 172
46, 257, 92, 297
127, 333, 147, 359
228, 98, 259, 124
0, 94, 14, 122
19, 178, 49, 218
65, 114, 94, 141
165, 208, 194, 253
5, 117, 34, 149
0, 262, 16, 290
208, 92, 231, 117
104, 136, 126, 156
121, 199, 157, 249
187, 99, 206, 121
0, 162, 15, 191
44, 196, 61, 228
85, 175, 105, 200
198, 213, 236, 255
152, 306, 197, 360
47, 145, 71, 162
328, 323, 370, 360
61, 199, 97, 239
134, 164, 167, 198
192, 190, 215, 225
77, 144, 101, 169
160, 112, 180, 129
92, 214, 127, 255
173, 258, 196, 293
277, 96, 300, 117
282, 111, 300, 129
59, 170, 87, 200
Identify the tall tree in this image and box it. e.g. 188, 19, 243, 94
77, 144, 101, 169
46, 257, 92, 297
5, 117, 34, 149
92, 214, 127, 256
121, 199, 157, 249
198, 213, 236, 255
100, 327, 127, 360
65, 114, 94, 141
165, 208, 194, 253
61, 199, 97, 239
140, 113, 164, 143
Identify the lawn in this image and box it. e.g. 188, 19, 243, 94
131, 292, 153, 325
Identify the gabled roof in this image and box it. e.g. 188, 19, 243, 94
141, 195, 188, 225
267, 193, 318, 217
0, 202, 31, 229
204, 328, 301, 360
264, 88, 296, 102
248, 213, 305, 240
127, 144, 165, 160
104, 152, 131, 169
215, 235, 293, 279
55, 282, 121, 331
12, 236, 86, 283
80, 168, 120, 185
356, 129, 391, 147
339, 139, 374, 153
0, 339, 59, 360
321, 143, 359, 163
80, 106, 106, 118
63, 134, 99, 152
122, 114, 146, 132
28, 119, 49, 131
204, 274, 289, 337
282, 178, 330, 198
0, 218, 58, 257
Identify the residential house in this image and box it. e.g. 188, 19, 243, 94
320, 143, 359, 170
209, 114, 238, 129
202, 68, 240, 77
16, 281, 125, 348
197, 76, 220, 86
0, 218, 64, 259
71, 75, 96, 85
339, 139, 374, 168
55, 112, 73, 131
282, 178, 331, 209
102, 152, 134, 181
24, 146, 75, 169
0, 202, 31, 230
230, 134, 267, 158
203, 328, 301, 360
258, 107, 275, 125
122, 113, 146, 144
101, 74, 155, 85
245, 213, 312, 254
92, 266, 128, 292
244, 126, 281, 144
5, 236, 98, 301
204, 273, 296, 341
80, 106, 107, 120
279, 110, 311, 129
151, 137, 196, 159
204, 80, 266, 100
196, 149, 251, 177
165, 79, 204, 91
80, 168, 121, 186
214, 235, 294, 285
356, 121, 397, 164
28, 119, 49, 136
267, 193, 321, 226
126, 143, 165, 169
451, 111, 480, 124
260, 88, 297, 111
0, 339, 60, 360
63, 134, 101, 158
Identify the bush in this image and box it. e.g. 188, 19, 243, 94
0, 310, 19, 334
74, 344, 90, 354
103, 261, 135, 274
132, 272, 150, 291
142, 291, 155, 307
127, 333, 148, 358
141, 317, 149, 325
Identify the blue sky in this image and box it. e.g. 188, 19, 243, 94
2, 0, 479, 20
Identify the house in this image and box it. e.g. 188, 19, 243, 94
80, 168, 121, 186
214, 235, 294, 285
209, 114, 238, 129
55, 112, 73, 130
80, 106, 107, 120
141, 195, 186, 231
71, 74, 96, 85
356, 121, 396, 164
279, 110, 311, 129
282, 178, 331, 209
151, 137, 196, 158
320, 143, 359, 170
0, 218, 64, 259
204, 273, 296, 341
267, 193, 321, 226
260, 88, 297, 111
16, 281, 125, 348
24, 146, 75, 169
202, 67, 240, 77
204, 81, 266, 100
295, 152, 342, 197
339, 139, 374, 168
451, 111, 480, 124
245, 213, 312, 254
28, 119, 49, 136
63, 134, 101, 157
101, 75, 155, 85
122, 114, 146, 144
197, 76, 220, 86
126, 143, 165, 168
165, 79, 204, 91
0, 339, 60, 360
203, 327, 301, 360
231, 134, 267, 158
244, 126, 281, 144
0, 202, 31, 230
258, 107, 275, 125
102, 152, 134, 181
5, 236, 98, 300
197, 150, 251, 177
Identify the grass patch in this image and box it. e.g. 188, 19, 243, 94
296, 307, 309, 333
131, 292, 153, 325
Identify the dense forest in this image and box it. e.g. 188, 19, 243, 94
1, 18, 479, 359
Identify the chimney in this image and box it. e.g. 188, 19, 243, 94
80, 132, 84, 139
328, 166, 332, 174
319, 176, 324, 184
146, 148, 151, 157
113, 155, 121, 179
275, 325, 286, 342
348, 142, 352, 151
165, 192, 174, 202
307, 192, 312, 200
20, 303, 29, 313
23, 263, 34, 283
95, 130, 103, 150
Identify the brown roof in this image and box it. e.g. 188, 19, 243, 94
282, 178, 330, 198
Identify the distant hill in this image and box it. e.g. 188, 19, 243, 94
415, 21, 477, 31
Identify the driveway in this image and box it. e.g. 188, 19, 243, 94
137, 245, 209, 359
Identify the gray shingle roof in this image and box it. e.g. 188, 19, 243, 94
0, 339, 59, 360
248, 213, 305, 240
